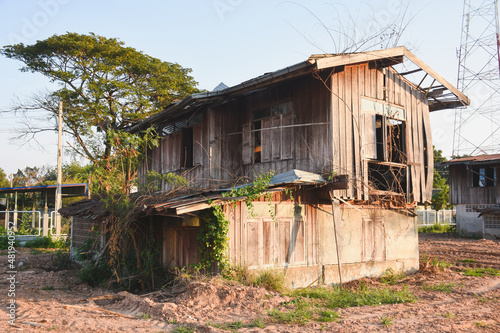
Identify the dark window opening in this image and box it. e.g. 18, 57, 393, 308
252, 120, 262, 163
181, 127, 194, 168
473, 167, 496, 187
368, 162, 407, 194
387, 119, 405, 164
375, 115, 385, 160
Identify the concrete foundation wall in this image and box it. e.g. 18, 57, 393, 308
230, 201, 419, 288
455, 204, 493, 237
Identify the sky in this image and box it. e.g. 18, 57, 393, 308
0, 0, 472, 176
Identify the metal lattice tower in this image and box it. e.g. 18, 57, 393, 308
453, 0, 500, 157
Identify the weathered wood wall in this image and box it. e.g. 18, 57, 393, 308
145, 63, 433, 202
449, 164, 499, 205
329, 64, 433, 202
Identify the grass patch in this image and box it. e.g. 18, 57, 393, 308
138, 313, 151, 319
268, 299, 313, 325
380, 268, 405, 285
317, 309, 341, 322
418, 223, 456, 234
421, 282, 456, 293
474, 321, 492, 328
247, 317, 267, 328
23, 236, 68, 249
463, 267, 500, 277
292, 284, 416, 309
41, 286, 55, 290
441, 312, 455, 319
172, 324, 196, 333
380, 315, 393, 327
460, 258, 477, 263
225, 264, 287, 293
421, 254, 452, 270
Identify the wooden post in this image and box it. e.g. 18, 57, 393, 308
43, 190, 49, 237
13, 191, 18, 231
329, 189, 343, 287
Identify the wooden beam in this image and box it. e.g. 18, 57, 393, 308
403, 48, 470, 106
315, 47, 406, 70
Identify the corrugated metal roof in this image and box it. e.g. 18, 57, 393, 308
0, 183, 88, 197
143, 169, 326, 216
128, 47, 469, 134
445, 154, 500, 165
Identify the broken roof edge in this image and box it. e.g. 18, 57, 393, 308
142, 169, 328, 215
129, 46, 469, 133
313, 46, 470, 110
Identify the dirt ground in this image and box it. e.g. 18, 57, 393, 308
1, 233, 499, 332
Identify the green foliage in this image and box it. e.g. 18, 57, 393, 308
432, 146, 452, 211
78, 258, 114, 287
23, 236, 68, 249
172, 325, 196, 333
463, 267, 500, 277
421, 282, 456, 293
223, 171, 275, 211
138, 313, 151, 319
197, 206, 231, 272
140, 170, 188, 194
0, 168, 9, 188
291, 284, 416, 308
1, 32, 199, 164
52, 250, 77, 271
380, 315, 393, 327
247, 318, 267, 328
460, 258, 477, 263
254, 270, 287, 293
380, 268, 406, 285
418, 223, 456, 234
197, 171, 275, 272
268, 299, 313, 325
317, 309, 341, 322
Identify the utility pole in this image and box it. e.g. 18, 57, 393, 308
54, 101, 63, 238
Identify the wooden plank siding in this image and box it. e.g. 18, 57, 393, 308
449, 164, 498, 205
143, 62, 433, 203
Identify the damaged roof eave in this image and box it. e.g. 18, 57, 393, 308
313, 46, 471, 111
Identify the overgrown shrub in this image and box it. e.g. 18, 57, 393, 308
23, 236, 68, 249
418, 223, 456, 234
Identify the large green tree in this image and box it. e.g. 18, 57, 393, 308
431, 146, 451, 211
1, 32, 199, 163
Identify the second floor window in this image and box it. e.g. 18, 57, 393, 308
242, 102, 293, 165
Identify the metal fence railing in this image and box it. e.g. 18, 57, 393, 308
417, 209, 456, 226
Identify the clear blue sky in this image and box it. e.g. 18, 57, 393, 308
0, 0, 464, 176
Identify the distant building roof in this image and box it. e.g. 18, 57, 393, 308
445, 154, 500, 166
0, 183, 88, 197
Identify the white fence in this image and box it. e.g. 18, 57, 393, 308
417, 209, 456, 226
1, 210, 70, 237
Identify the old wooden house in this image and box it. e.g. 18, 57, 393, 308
447, 154, 500, 238
126, 47, 469, 287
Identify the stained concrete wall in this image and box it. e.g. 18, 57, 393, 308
455, 204, 487, 237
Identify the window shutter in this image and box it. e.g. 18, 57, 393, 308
281, 112, 293, 159
271, 115, 281, 160
171, 131, 181, 170
242, 123, 252, 165
192, 124, 203, 166
363, 113, 377, 159
262, 118, 272, 162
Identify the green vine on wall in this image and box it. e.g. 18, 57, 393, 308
196, 171, 276, 273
